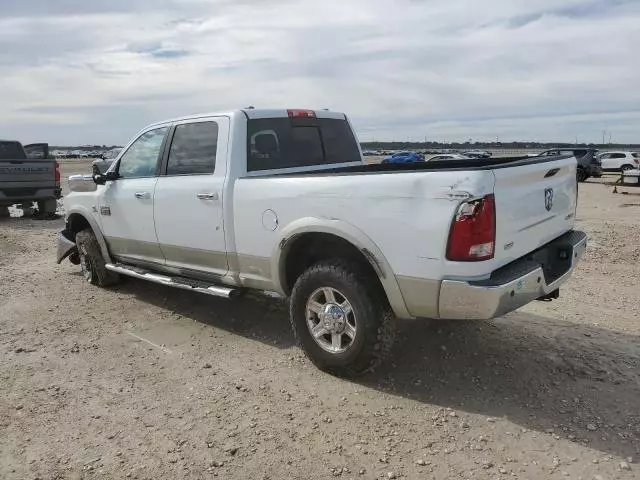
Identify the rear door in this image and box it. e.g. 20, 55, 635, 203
492, 155, 577, 266
153, 117, 230, 279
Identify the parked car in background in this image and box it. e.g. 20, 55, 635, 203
598, 151, 639, 172
535, 149, 601, 182
92, 148, 122, 173
57, 107, 586, 376
382, 151, 425, 164
0, 140, 60, 217
463, 150, 492, 159
427, 154, 471, 161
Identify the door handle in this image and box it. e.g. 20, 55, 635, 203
134, 192, 151, 199
197, 193, 219, 201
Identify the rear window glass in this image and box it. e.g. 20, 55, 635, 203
572, 149, 588, 158
0, 142, 26, 160
247, 117, 361, 172
167, 121, 219, 175
633, 153, 640, 158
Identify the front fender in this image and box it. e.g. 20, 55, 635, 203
272, 217, 412, 319
65, 205, 113, 264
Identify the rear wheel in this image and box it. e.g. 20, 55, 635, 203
621, 164, 634, 172
289, 261, 395, 377
75, 229, 120, 287
576, 168, 587, 182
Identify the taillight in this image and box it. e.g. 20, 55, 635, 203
634, 158, 639, 165
54, 160, 61, 182
287, 109, 316, 118
446, 194, 496, 261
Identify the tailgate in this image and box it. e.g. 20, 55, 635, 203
492, 155, 578, 266
0, 159, 56, 184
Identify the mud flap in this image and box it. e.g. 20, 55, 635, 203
56, 231, 78, 264
536, 289, 560, 302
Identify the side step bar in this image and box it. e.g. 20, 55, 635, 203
105, 263, 239, 299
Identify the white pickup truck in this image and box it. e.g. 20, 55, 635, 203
57, 108, 587, 376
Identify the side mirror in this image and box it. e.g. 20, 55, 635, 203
92, 164, 106, 185
105, 171, 119, 182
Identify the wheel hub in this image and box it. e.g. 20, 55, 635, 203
320, 304, 346, 334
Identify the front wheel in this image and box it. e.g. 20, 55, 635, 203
75, 229, 120, 287
289, 261, 395, 377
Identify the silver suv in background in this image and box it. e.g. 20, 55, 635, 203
91, 148, 122, 173
598, 151, 639, 172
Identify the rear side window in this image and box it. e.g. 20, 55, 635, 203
247, 117, 361, 172
167, 122, 218, 175
611, 153, 627, 159
0, 142, 26, 160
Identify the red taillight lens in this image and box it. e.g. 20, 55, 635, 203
634, 158, 639, 165
54, 160, 61, 182
446, 194, 496, 261
287, 109, 316, 118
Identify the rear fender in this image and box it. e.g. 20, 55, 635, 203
272, 217, 412, 319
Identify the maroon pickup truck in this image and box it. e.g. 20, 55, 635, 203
0, 140, 61, 218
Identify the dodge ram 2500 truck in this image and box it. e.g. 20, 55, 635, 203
56, 108, 587, 376
0, 140, 61, 217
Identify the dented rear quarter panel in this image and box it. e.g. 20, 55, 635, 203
232, 169, 496, 288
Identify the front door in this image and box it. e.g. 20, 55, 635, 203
99, 126, 169, 265
153, 117, 229, 278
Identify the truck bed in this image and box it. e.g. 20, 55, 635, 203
269, 155, 573, 177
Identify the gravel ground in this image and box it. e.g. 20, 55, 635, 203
1, 163, 638, 480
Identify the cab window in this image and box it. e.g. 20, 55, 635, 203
118, 127, 169, 179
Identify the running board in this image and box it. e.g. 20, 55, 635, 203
105, 263, 239, 298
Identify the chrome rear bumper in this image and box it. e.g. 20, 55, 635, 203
438, 230, 587, 320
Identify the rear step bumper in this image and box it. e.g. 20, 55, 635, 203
105, 264, 239, 298
438, 230, 587, 320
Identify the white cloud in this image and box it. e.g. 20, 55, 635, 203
0, 0, 638, 144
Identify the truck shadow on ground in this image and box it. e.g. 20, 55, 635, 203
372, 315, 640, 460
119, 278, 639, 460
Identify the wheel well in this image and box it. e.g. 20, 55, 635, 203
66, 213, 91, 240
282, 233, 384, 295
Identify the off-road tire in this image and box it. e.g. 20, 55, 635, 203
75, 229, 120, 287
289, 260, 395, 377
576, 168, 587, 183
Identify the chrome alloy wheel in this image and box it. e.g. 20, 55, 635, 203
306, 287, 357, 354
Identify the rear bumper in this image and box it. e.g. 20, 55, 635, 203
0, 187, 61, 203
438, 230, 587, 320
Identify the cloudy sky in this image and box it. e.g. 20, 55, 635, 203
1, 0, 639, 145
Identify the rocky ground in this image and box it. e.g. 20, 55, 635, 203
0, 163, 638, 479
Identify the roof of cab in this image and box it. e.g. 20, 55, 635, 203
146, 108, 346, 128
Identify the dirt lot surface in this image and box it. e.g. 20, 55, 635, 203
1, 161, 638, 480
